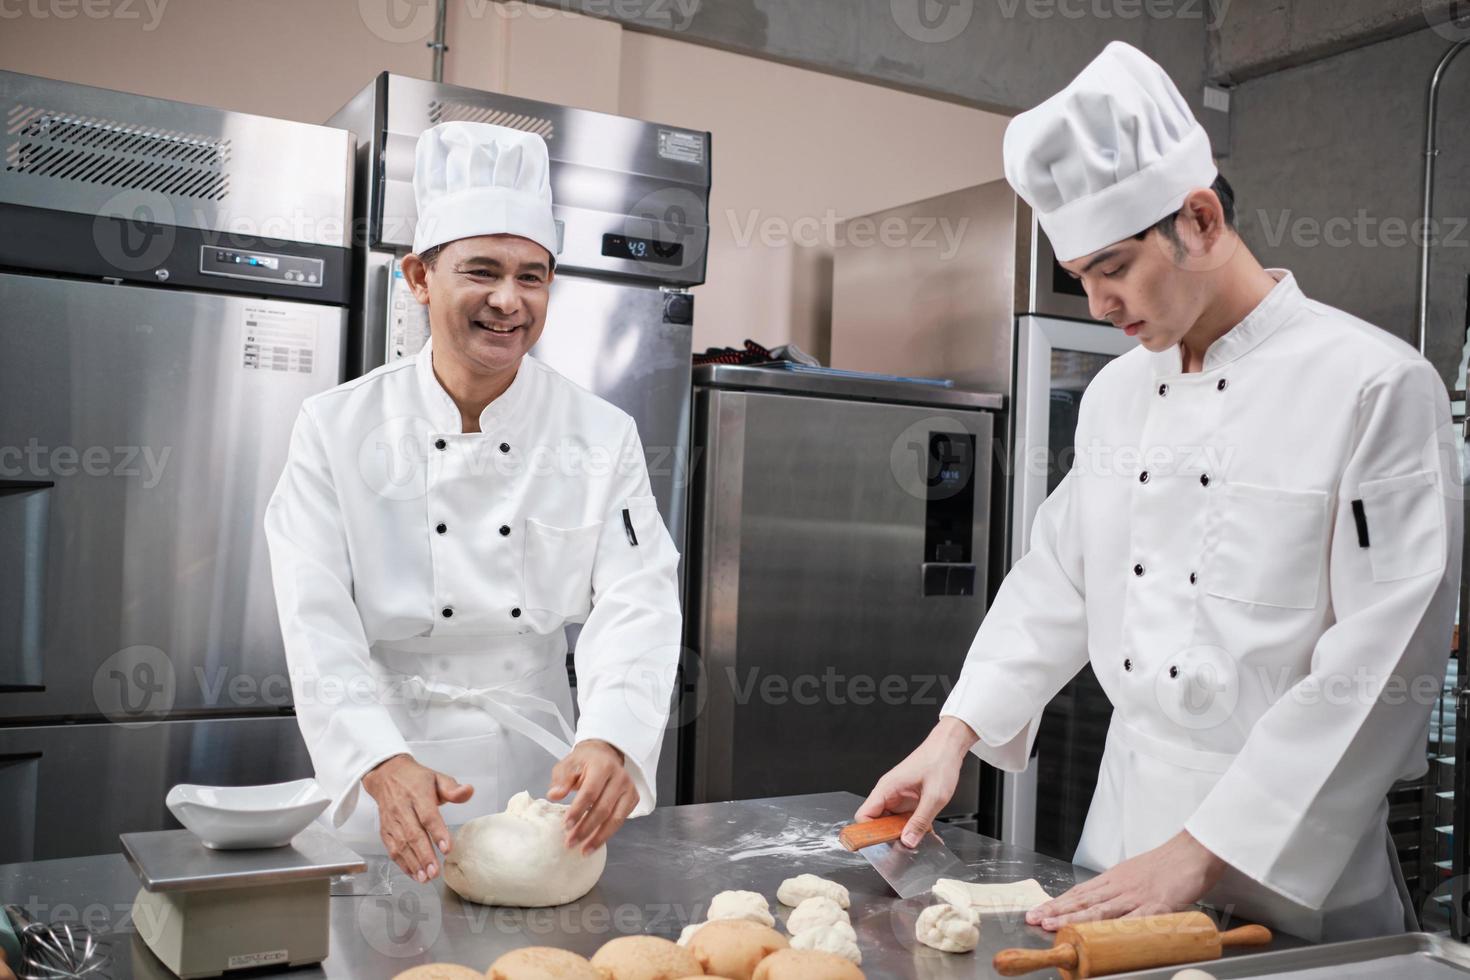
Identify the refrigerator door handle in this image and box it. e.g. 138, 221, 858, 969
0, 479, 52, 693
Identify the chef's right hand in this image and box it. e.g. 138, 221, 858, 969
856, 717, 978, 848
0, 946, 16, 980
362, 753, 473, 883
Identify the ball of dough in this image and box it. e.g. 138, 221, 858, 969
708, 889, 775, 927
676, 922, 705, 946
789, 921, 860, 964
686, 919, 789, 980
1171, 972, 1219, 980
591, 935, 703, 980
915, 903, 979, 953
776, 873, 850, 909
785, 896, 848, 934
486, 946, 604, 979
752, 949, 865, 980
393, 966, 487, 980
444, 792, 606, 908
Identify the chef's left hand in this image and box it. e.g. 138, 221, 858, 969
1027, 830, 1228, 931
549, 739, 637, 855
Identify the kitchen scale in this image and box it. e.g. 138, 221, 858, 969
121, 827, 365, 978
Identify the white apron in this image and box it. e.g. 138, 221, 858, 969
334, 633, 576, 852
1075, 718, 1413, 941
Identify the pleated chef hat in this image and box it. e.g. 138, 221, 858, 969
1003, 41, 1218, 263
412, 121, 558, 259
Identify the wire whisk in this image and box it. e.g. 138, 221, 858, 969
3, 906, 111, 980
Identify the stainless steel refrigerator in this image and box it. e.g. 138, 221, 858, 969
325, 73, 711, 802
0, 71, 355, 861
683, 366, 1003, 821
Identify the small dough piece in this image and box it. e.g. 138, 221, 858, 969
915, 903, 980, 953
752, 948, 865, 980
776, 873, 850, 909
785, 896, 848, 935
591, 935, 703, 980
393, 966, 487, 980
708, 889, 776, 927
1171, 972, 1219, 980
686, 919, 789, 980
932, 877, 1050, 914
676, 922, 705, 946
445, 792, 606, 908
790, 921, 860, 964
486, 946, 604, 979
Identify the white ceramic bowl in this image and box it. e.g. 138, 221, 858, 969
166, 778, 330, 849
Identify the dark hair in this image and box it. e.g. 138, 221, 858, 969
413, 242, 555, 273
1135, 173, 1237, 249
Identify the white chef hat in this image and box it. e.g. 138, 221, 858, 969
411, 120, 559, 260
1003, 41, 1218, 262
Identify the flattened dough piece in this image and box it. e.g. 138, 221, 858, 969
915, 903, 980, 953
931, 877, 1051, 914
708, 889, 776, 927
776, 873, 850, 909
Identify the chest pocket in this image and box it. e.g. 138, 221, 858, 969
523, 518, 603, 620
1205, 482, 1330, 610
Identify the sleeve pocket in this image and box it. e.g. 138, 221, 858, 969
621, 494, 667, 568
1358, 469, 1446, 583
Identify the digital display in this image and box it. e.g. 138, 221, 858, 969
602, 233, 684, 266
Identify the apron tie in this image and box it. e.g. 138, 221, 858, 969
400, 672, 575, 762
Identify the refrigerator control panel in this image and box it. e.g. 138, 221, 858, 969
200, 247, 324, 288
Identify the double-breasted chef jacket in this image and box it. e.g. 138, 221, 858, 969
942, 270, 1462, 942
265, 339, 683, 848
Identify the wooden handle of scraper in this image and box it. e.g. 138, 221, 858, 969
838, 815, 911, 851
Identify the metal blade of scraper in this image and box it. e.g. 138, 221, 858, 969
838, 815, 970, 899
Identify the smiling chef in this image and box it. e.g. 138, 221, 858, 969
859, 42, 1463, 942
264, 121, 682, 883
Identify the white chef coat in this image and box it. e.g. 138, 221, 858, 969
942, 270, 1462, 942
264, 339, 683, 848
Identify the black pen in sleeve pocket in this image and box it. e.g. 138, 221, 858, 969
622, 508, 639, 546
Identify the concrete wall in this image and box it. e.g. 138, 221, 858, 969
1223, 26, 1470, 388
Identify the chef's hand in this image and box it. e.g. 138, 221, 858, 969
856, 716, 977, 848
1027, 830, 1228, 931
362, 753, 473, 883
548, 739, 637, 856
0, 946, 16, 980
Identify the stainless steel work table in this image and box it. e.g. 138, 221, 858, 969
0, 791, 1306, 978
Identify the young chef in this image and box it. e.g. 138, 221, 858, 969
265, 122, 682, 883
859, 41, 1462, 942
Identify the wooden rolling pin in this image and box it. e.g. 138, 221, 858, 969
994, 911, 1271, 978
